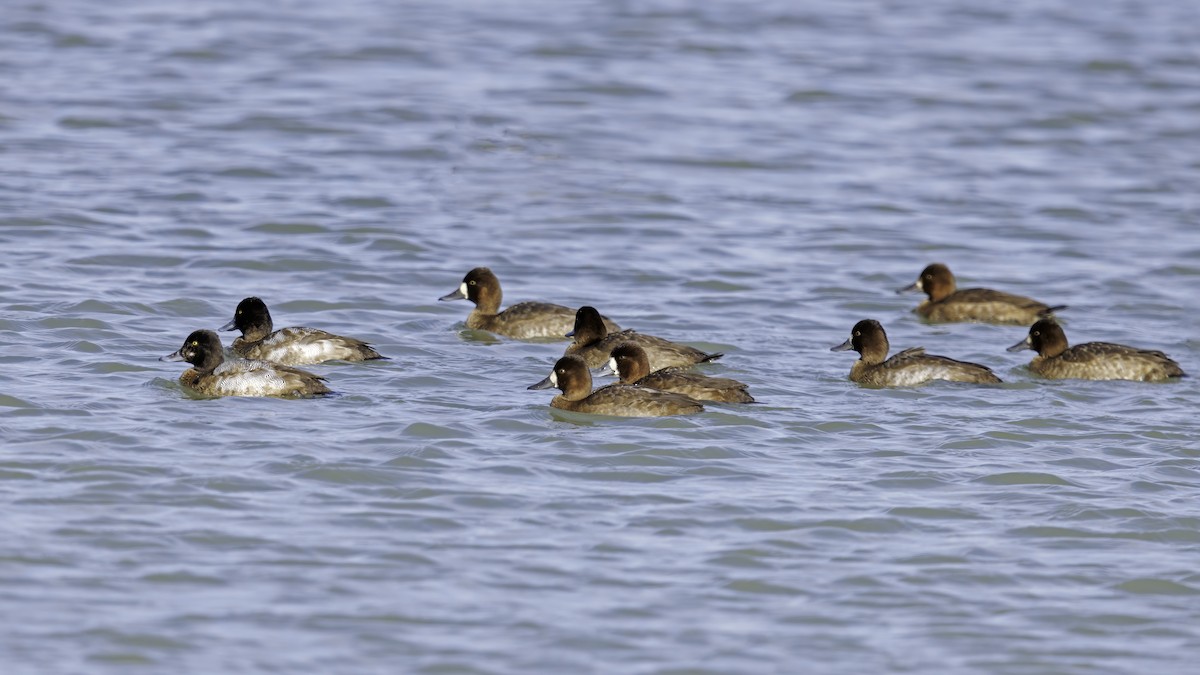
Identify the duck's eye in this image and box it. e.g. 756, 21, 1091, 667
468, 280, 477, 286
853, 331, 860, 336
191, 340, 199, 346
1032, 331, 1040, 337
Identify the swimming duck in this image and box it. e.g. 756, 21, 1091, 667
439, 267, 620, 340
528, 355, 704, 417
831, 319, 1002, 386
565, 306, 722, 370
160, 329, 331, 398
600, 343, 754, 403
898, 263, 1065, 325
1008, 319, 1186, 381
220, 297, 385, 366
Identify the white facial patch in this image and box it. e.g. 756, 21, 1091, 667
914, 278, 924, 291
459, 282, 468, 297
549, 370, 558, 386
607, 357, 618, 375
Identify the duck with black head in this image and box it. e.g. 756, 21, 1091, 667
565, 306, 722, 370
1008, 319, 1186, 381
600, 343, 753, 403
438, 267, 620, 340
160, 329, 331, 398
898, 263, 1065, 325
832, 319, 1002, 387
528, 354, 704, 417
220, 297, 385, 366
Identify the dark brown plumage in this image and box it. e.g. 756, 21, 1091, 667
564, 306, 722, 370
898, 263, 1064, 325
1008, 319, 1186, 381
528, 355, 704, 417
832, 319, 1002, 387
439, 267, 619, 340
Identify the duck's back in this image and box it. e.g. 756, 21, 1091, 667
472, 302, 620, 340
636, 369, 753, 403
1033, 342, 1186, 381
854, 348, 1001, 386
920, 288, 1052, 325
234, 326, 383, 365
552, 384, 703, 417
570, 330, 719, 369
186, 358, 330, 397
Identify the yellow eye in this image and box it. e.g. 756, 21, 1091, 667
854, 331, 860, 336
191, 340, 199, 346
468, 280, 477, 286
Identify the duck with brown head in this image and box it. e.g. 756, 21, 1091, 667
439, 267, 620, 340
565, 306, 722, 370
601, 343, 753, 403
898, 263, 1065, 325
832, 319, 1002, 387
528, 355, 704, 417
1008, 319, 1186, 381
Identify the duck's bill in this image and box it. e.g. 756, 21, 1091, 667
438, 288, 466, 302
830, 338, 854, 352
564, 329, 576, 337
218, 318, 237, 331
527, 375, 556, 390
895, 280, 921, 294
591, 365, 615, 378
159, 350, 185, 362
1006, 336, 1033, 352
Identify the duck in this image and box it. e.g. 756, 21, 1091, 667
439, 267, 619, 340
600, 343, 754, 403
219, 297, 385, 366
831, 319, 1002, 386
1008, 318, 1186, 381
898, 263, 1065, 325
160, 329, 331, 398
527, 355, 704, 417
565, 305, 722, 370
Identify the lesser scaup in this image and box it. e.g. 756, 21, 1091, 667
832, 319, 1002, 386
528, 354, 704, 417
565, 306, 722, 370
600, 342, 754, 403
160, 329, 331, 398
898, 263, 1065, 325
439, 267, 620, 340
1008, 318, 1186, 381
220, 297, 385, 365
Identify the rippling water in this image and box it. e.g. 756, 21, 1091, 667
3, 1, 1200, 672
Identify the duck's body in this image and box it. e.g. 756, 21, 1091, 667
899, 263, 1063, 325
565, 306, 721, 370
439, 267, 619, 340
221, 297, 384, 365
832, 319, 1002, 387
528, 355, 703, 417
161, 330, 330, 398
602, 343, 753, 403
1008, 319, 1185, 381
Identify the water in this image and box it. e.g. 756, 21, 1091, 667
3, 0, 1200, 672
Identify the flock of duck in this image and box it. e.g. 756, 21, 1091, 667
159, 264, 1187, 417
